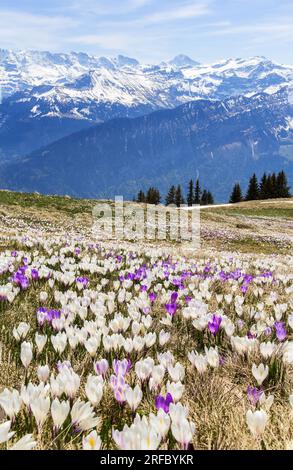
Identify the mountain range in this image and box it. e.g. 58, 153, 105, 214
0, 49, 293, 201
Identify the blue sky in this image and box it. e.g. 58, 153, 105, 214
0, 0, 292, 64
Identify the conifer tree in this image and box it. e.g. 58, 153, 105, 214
229, 183, 242, 203
259, 173, 268, 200
175, 185, 185, 207
276, 170, 291, 198
187, 179, 194, 207
194, 179, 201, 204
270, 172, 277, 198
246, 173, 259, 201
146, 187, 161, 205
136, 190, 146, 203
200, 189, 208, 205
165, 185, 176, 205
206, 191, 214, 205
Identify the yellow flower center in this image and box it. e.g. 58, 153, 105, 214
89, 437, 95, 449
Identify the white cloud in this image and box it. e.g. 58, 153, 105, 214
144, 2, 210, 24
70, 34, 131, 50
0, 9, 77, 50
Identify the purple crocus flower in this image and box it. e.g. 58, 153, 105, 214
274, 321, 287, 342
208, 314, 222, 336
140, 285, 148, 292
31, 268, 39, 280
12, 269, 30, 290
155, 393, 173, 413
113, 358, 131, 376
170, 292, 178, 303
142, 307, 150, 315
76, 277, 89, 288
247, 331, 256, 339
247, 386, 263, 405
241, 285, 248, 294
264, 326, 272, 336
95, 359, 109, 377
164, 303, 177, 316
149, 292, 157, 302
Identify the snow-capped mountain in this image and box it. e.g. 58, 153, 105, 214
1, 49, 292, 118
0, 48, 292, 179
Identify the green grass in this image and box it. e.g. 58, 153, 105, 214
208, 207, 293, 219
0, 190, 97, 215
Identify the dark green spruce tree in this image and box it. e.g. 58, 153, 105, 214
200, 190, 208, 205
165, 185, 176, 205
146, 187, 161, 205
193, 179, 201, 204
259, 173, 268, 200
187, 179, 194, 207
229, 183, 242, 203
276, 171, 291, 198
246, 173, 259, 201
136, 190, 146, 203
206, 191, 214, 205
175, 185, 185, 207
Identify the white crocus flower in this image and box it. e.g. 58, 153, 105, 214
51, 332, 67, 354
51, 398, 70, 430
171, 418, 196, 450
159, 330, 170, 346
246, 409, 268, 437
37, 365, 50, 383
260, 342, 276, 359
125, 384, 143, 412
13, 322, 30, 341
167, 381, 184, 402
252, 363, 269, 386
71, 400, 101, 432
259, 392, 274, 411
0, 421, 14, 444
20, 341, 33, 369
82, 430, 102, 450
35, 333, 47, 353
9, 434, 36, 450
169, 402, 189, 425
0, 388, 22, 420
149, 409, 171, 439
30, 396, 50, 430
188, 351, 208, 374
205, 346, 219, 368
85, 375, 104, 407
167, 362, 185, 382
39, 291, 48, 303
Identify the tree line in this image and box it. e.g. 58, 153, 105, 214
135, 179, 214, 206
229, 170, 291, 203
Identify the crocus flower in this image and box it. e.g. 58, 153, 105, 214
246, 409, 268, 437
164, 303, 177, 316
155, 393, 173, 413
113, 358, 131, 376
208, 314, 222, 336
94, 359, 109, 377
149, 292, 157, 302
274, 321, 287, 341
247, 386, 263, 405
